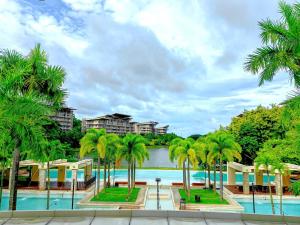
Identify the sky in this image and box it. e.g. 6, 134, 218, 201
0, 0, 297, 137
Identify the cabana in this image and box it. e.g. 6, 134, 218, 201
226, 162, 300, 195
7, 159, 95, 191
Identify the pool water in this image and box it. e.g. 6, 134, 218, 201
51, 169, 274, 185
0, 194, 82, 211
236, 198, 300, 216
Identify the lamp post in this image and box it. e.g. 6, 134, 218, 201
252, 182, 255, 214
155, 178, 161, 210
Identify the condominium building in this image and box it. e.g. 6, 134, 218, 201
134, 121, 158, 134
50, 107, 74, 131
82, 113, 133, 135
82, 113, 168, 135
155, 125, 169, 135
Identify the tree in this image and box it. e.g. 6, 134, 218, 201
0, 45, 66, 210
245, 1, 300, 87
28, 140, 65, 210
80, 128, 106, 194
208, 131, 241, 200
273, 161, 289, 215
104, 133, 121, 187
194, 137, 213, 188
228, 105, 284, 164
255, 151, 277, 215
119, 134, 148, 195
169, 138, 198, 199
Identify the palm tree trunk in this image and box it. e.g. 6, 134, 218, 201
113, 162, 116, 186
208, 164, 211, 188
127, 160, 131, 195
133, 160, 136, 188
131, 161, 134, 190
9, 147, 20, 211
204, 163, 207, 188
103, 159, 107, 189
46, 161, 50, 210
97, 156, 100, 194
183, 161, 186, 191
267, 170, 275, 214
187, 157, 191, 200
220, 157, 223, 200
107, 162, 111, 188
279, 174, 283, 215
213, 160, 216, 192
0, 165, 4, 207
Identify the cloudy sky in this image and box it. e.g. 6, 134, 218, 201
0, 0, 296, 136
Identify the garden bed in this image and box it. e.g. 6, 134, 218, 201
91, 187, 140, 202
179, 189, 228, 204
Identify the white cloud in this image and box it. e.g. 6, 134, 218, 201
0, 0, 296, 137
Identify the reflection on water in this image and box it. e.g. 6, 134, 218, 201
142, 148, 177, 168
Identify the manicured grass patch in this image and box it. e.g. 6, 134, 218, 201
91, 187, 140, 202
179, 189, 228, 204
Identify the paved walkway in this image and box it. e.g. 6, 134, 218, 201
0, 210, 299, 225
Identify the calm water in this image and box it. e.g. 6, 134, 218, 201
0, 194, 82, 211
50, 169, 274, 185
143, 148, 177, 168
236, 198, 300, 216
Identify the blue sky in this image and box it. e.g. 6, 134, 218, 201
0, 0, 296, 137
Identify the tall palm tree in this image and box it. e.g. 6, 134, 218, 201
273, 160, 289, 215
255, 152, 277, 215
208, 131, 241, 200
194, 137, 213, 188
119, 134, 148, 195
0, 45, 66, 210
105, 133, 121, 187
169, 138, 198, 199
29, 140, 65, 210
245, 1, 300, 87
80, 129, 106, 194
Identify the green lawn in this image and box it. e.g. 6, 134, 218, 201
179, 189, 228, 204
91, 187, 140, 202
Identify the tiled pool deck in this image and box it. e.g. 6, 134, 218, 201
0, 210, 299, 225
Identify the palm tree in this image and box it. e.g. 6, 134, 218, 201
255, 152, 277, 214
245, 1, 300, 87
195, 137, 213, 188
208, 131, 241, 200
105, 133, 121, 187
0, 132, 12, 207
80, 128, 106, 194
0, 45, 66, 210
119, 134, 148, 195
273, 161, 289, 215
169, 138, 198, 199
29, 140, 65, 210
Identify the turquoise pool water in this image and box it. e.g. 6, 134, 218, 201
51, 169, 274, 185
236, 198, 300, 216
0, 194, 82, 211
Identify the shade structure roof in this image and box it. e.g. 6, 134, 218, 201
15, 159, 93, 169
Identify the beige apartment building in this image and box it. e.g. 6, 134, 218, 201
50, 107, 74, 131
82, 113, 168, 135
155, 125, 169, 135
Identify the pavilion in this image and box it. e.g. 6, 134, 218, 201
226, 162, 300, 195
6, 159, 95, 191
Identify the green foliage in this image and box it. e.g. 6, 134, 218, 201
143, 133, 179, 146
228, 105, 284, 164
291, 181, 300, 196
91, 187, 140, 202
244, 1, 300, 87
178, 189, 228, 204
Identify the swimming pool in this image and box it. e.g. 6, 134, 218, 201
50, 169, 274, 185
236, 198, 300, 216
0, 193, 83, 211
